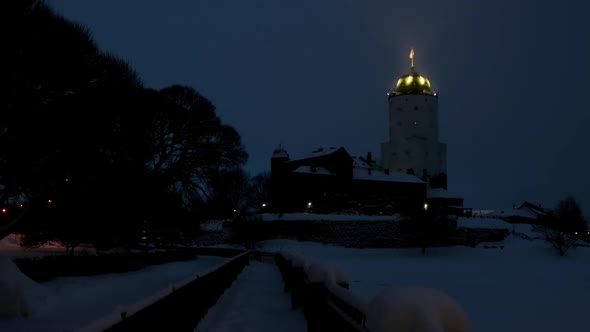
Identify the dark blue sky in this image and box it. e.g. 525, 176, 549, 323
48, 0, 590, 214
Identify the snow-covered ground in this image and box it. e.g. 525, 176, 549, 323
195, 261, 306, 332
258, 230, 590, 332
0, 256, 226, 332
3, 216, 587, 332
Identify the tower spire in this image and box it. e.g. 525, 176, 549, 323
409, 48, 415, 69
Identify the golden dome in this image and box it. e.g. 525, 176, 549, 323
393, 69, 434, 95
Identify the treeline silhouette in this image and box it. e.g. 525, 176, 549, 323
1, 0, 249, 250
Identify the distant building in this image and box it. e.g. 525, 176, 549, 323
427, 188, 465, 215
472, 201, 552, 223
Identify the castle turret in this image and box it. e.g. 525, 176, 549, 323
380, 49, 447, 188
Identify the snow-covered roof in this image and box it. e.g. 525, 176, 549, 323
513, 202, 550, 216
292, 165, 335, 176
478, 208, 537, 220
427, 188, 463, 199
352, 157, 372, 168
352, 168, 423, 184
297, 147, 342, 159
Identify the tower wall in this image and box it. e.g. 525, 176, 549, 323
381, 93, 443, 177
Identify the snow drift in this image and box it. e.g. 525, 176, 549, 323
0, 256, 47, 317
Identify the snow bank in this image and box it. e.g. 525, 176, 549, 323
0, 256, 48, 317
365, 286, 469, 332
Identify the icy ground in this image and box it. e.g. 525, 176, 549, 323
195, 261, 306, 332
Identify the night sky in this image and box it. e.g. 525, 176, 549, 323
48, 0, 590, 214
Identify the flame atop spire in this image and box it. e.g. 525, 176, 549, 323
409, 48, 415, 68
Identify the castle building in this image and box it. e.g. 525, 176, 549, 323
269, 50, 460, 215
380, 49, 447, 189
270, 146, 426, 214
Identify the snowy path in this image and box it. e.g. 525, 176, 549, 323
195, 262, 307, 332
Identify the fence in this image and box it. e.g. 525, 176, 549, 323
77, 249, 249, 332
275, 252, 370, 332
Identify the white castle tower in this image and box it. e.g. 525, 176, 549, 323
380, 49, 447, 188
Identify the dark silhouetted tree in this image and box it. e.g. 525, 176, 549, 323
534, 195, 587, 256
245, 172, 271, 212
147, 85, 248, 209
2, 1, 249, 250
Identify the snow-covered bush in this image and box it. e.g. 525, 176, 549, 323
0, 257, 47, 317
365, 286, 469, 332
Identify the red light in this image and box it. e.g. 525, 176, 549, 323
48, 199, 52, 204
1, 208, 6, 213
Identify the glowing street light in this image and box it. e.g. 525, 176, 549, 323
261, 203, 267, 208
423, 203, 428, 211
307, 202, 313, 208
